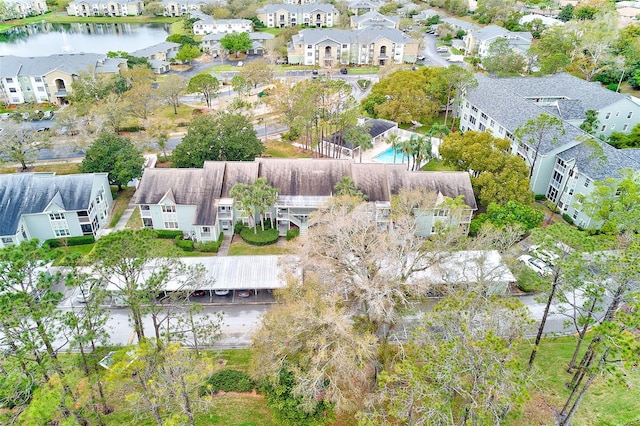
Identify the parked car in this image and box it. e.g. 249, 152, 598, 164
528, 245, 560, 265
214, 289, 230, 296
190, 290, 206, 297
417, 55, 426, 61
340, 67, 348, 74
518, 255, 553, 276
436, 46, 449, 53
236, 290, 251, 298
236, 61, 244, 67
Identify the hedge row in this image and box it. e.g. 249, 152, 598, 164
155, 230, 184, 239
240, 226, 279, 246
195, 232, 224, 252
199, 369, 256, 395
44, 235, 95, 248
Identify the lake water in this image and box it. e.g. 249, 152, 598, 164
0, 22, 171, 56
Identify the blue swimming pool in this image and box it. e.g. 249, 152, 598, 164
373, 146, 404, 164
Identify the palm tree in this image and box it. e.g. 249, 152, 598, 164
400, 137, 415, 171
253, 178, 278, 231
345, 125, 373, 163
413, 136, 432, 171
387, 133, 400, 164
334, 176, 368, 200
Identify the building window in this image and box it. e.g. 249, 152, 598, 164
552, 170, 562, 184
584, 178, 591, 188
478, 123, 486, 131
469, 116, 476, 124
37, 87, 45, 92
465, 101, 469, 108
34, 77, 42, 82
49, 212, 71, 237
162, 204, 178, 229
615, 111, 619, 117
471, 105, 478, 113
547, 186, 558, 202
9, 88, 17, 93
162, 205, 176, 213
628, 112, 633, 119
6, 77, 13, 83
623, 124, 628, 131
307, 44, 312, 48
480, 112, 488, 120
490, 119, 495, 127
164, 221, 178, 229
605, 112, 610, 119
573, 210, 579, 220
1, 237, 14, 245
601, 125, 606, 132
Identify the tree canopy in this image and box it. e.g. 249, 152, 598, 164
220, 32, 252, 57
440, 131, 533, 205
80, 132, 144, 190
187, 73, 220, 108
172, 112, 263, 167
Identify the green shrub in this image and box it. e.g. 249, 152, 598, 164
517, 268, 547, 293
118, 125, 145, 132
44, 239, 62, 248
286, 229, 300, 241
195, 233, 224, 252
67, 235, 95, 246
562, 213, 574, 225
177, 121, 190, 127
155, 230, 184, 239
44, 235, 94, 248
174, 236, 194, 252
240, 226, 279, 246
534, 194, 546, 201
234, 222, 247, 235
199, 369, 256, 396
544, 200, 559, 213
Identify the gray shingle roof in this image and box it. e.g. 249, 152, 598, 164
294, 27, 416, 45
134, 159, 477, 225
129, 42, 180, 59
0, 173, 101, 237
557, 140, 640, 180
467, 73, 640, 180
495, 73, 630, 112
352, 11, 399, 25
258, 3, 337, 14
202, 32, 273, 42
0, 54, 124, 77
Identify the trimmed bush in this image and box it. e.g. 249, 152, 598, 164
196, 233, 224, 252
67, 235, 95, 246
240, 226, 279, 246
155, 230, 184, 239
44, 235, 94, 248
44, 238, 62, 248
234, 222, 247, 235
534, 194, 546, 201
562, 213, 574, 225
286, 229, 300, 241
174, 236, 194, 252
199, 369, 256, 395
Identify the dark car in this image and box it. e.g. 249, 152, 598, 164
340, 67, 348, 74
190, 290, 206, 297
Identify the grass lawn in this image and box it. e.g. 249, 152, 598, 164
347, 66, 379, 74
0, 162, 81, 175
228, 239, 291, 256
263, 140, 312, 158
125, 206, 143, 229
1, 13, 178, 31
513, 335, 640, 425
108, 187, 136, 228
257, 27, 281, 35
153, 104, 197, 121
51, 243, 95, 266
420, 158, 455, 171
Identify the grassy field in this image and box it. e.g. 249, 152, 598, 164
1, 12, 179, 31
263, 140, 313, 158
228, 238, 292, 256
0, 161, 81, 175
9, 337, 637, 425
513, 336, 640, 425
125, 206, 142, 229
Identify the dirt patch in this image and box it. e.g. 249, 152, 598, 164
512, 391, 557, 425
170, 64, 193, 72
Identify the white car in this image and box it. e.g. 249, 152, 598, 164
528, 245, 560, 265
518, 255, 553, 276
436, 46, 449, 53
417, 55, 426, 61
